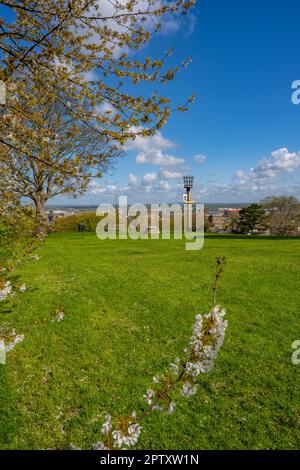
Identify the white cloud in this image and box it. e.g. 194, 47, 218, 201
85, 148, 300, 204
124, 127, 185, 167
234, 170, 246, 179
194, 154, 207, 164
143, 172, 158, 185
236, 148, 300, 183
88, 179, 130, 196
205, 147, 300, 201
160, 17, 181, 35
261, 147, 300, 174
159, 6, 197, 37
125, 129, 175, 153
88, 180, 107, 194
128, 173, 139, 185
159, 180, 171, 190
136, 152, 185, 166
81, 69, 99, 82
160, 170, 184, 179
81, 0, 196, 60
95, 101, 116, 116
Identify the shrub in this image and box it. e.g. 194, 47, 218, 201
0, 208, 35, 249
52, 212, 101, 233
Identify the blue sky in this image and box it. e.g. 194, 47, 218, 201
21, 1, 300, 204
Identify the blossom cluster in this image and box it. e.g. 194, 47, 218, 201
0, 328, 24, 352
91, 305, 228, 450
181, 305, 228, 396
0, 233, 43, 363
52, 307, 65, 322
92, 413, 142, 450
0, 280, 27, 302
0, 280, 12, 301
142, 306, 228, 407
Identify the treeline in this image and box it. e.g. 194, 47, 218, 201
52, 195, 300, 236
228, 196, 300, 236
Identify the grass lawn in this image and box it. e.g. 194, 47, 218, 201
0, 232, 299, 449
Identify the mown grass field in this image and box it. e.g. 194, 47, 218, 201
0, 232, 300, 449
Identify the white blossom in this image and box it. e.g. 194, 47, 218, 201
111, 422, 142, 449
126, 423, 142, 445
167, 402, 176, 414
0, 281, 12, 301
169, 361, 180, 375
19, 283, 27, 293
143, 389, 155, 405
183, 306, 228, 381
92, 304, 228, 451
70, 443, 81, 450
182, 382, 198, 397
52, 310, 65, 322
101, 414, 112, 435
152, 404, 164, 411
92, 441, 109, 450
111, 430, 123, 448
1, 329, 25, 352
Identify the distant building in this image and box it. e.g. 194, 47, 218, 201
208, 208, 241, 232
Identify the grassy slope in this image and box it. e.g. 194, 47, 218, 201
0, 233, 299, 449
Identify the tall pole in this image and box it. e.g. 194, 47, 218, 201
183, 176, 194, 232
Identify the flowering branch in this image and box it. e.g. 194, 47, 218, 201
87, 258, 228, 450
212, 256, 226, 306
0, 232, 44, 356
0, 326, 24, 353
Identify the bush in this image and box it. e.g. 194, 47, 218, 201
0, 208, 35, 248
52, 212, 101, 233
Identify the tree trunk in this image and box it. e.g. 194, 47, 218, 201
34, 195, 47, 234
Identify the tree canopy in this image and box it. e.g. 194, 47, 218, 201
0, 0, 196, 150
0, 72, 123, 230
262, 196, 300, 236
232, 204, 266, 235
0, 1, 196, 230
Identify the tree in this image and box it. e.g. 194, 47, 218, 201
0, 1, 196, 227
0, 74, 122, 232
261, 196, 300, 236
232, 204, 265, 235
0, 1, 196, 153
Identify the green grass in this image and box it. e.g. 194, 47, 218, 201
0, 232, 300, 449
